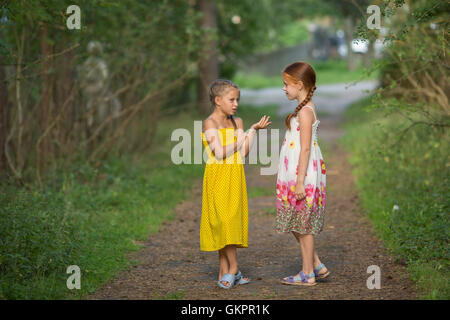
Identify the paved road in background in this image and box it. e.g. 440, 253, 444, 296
240, 80, 379, 116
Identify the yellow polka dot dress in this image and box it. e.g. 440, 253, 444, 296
200, 128, 248, 251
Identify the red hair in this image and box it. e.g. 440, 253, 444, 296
283, 62, 317, 130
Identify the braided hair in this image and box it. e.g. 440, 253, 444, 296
292, 85, 317, 118
283, 62, 317, 130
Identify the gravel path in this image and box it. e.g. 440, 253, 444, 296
88, 81, 418, 300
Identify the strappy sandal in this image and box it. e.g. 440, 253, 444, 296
234, 271, 250, 285
281, 271, 317, 286
314, 263, 330, 280
218, 273, 235, 289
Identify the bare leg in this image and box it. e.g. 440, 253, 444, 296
313, 250, 322, 268
219, 245, 248, 287
289, 232, 315, 284
298, 234, 315, 275
294, 232, 326, 270
292, 232, 328, 277
217, 245, 237, 288
223, 245, 238, 275
218, 248, 229, 281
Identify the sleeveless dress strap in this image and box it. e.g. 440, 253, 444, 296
205, 116, 236, 130
303, 105, 317, 122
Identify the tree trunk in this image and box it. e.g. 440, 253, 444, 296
0, 64, 9, 174
363, 39, 375, 68
197, 0, 219, 115
53, 40, 75, 157
38, 23, 53, 171
344, 16, 357, 71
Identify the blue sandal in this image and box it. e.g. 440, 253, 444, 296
234, 271, 250, 285
218, 273, 235, 289
314, 263, 330, 280
281, 271, 317, 286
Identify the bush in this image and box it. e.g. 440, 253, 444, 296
340, 96, 449, 299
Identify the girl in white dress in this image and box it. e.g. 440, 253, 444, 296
276, 61, 330, 286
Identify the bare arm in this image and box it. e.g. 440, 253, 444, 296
296, 109, 314, 184
235, 118, 257, 158
203, 119, 246, 160
236, 115, 271, 158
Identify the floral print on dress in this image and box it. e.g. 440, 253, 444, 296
277, 179, 312, 212
276, 108, 326, 235
320, 181, 326, 207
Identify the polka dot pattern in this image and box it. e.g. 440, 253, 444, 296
200, 128, 248, 251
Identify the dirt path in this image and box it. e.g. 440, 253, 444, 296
88, 112, 418, 300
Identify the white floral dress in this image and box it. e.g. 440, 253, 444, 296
276, 105, 326, 235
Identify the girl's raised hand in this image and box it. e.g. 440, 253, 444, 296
251, 115, 272, 130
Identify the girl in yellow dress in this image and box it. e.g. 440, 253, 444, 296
201, 79, 271, 289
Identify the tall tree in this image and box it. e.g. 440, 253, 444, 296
197, 0, 219, 115
0, 7, 9, 174
38, 22, 53, 172
0, 63, 8, 174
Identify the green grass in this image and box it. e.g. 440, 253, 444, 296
233, 59, 379, 89
0, 149, 204, 299
339, 96, 449, 299
0, 103, 281, 299
153, 289, 185, 300
264, 207, 277, 216
247, 186, 274, 198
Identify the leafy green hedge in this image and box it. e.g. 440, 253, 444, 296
0, 104, 279, 299
0, 155, 204, 299
339, 97, 449, 299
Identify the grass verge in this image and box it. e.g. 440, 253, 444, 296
339, 96, 449, 299
0, 104, 280, 299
